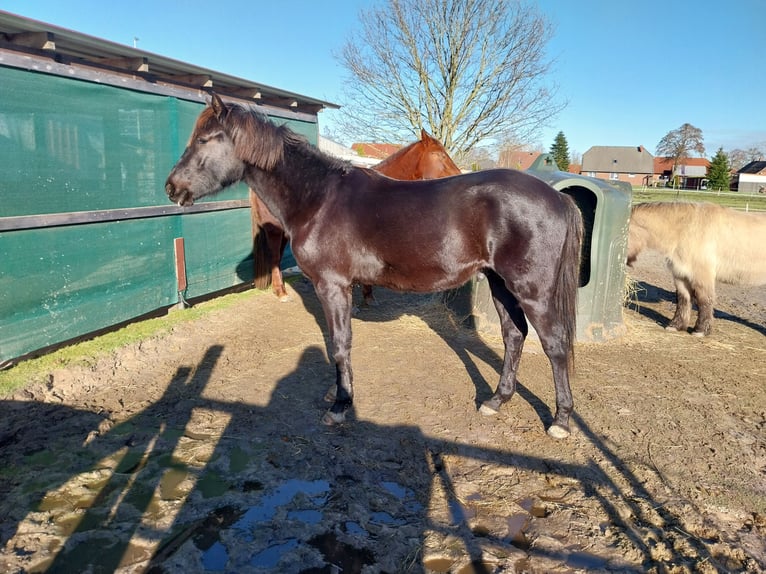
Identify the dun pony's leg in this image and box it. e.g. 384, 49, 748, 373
691, 276, 716, 336
314, 280, 355, 424
479, 271, 527, 414
668, 276, 693, 332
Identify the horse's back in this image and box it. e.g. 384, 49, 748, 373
632, 202, 766, 286
714, 207, 766, 285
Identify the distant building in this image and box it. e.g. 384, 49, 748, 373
733, 160, 766, 194
581, 146, 654, 186
320, 136, 379, 167
498, 150, 541, 171
653, 157, 710, 190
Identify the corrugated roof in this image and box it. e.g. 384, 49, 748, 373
0, 10, 339, 115
738, 160, 766, 174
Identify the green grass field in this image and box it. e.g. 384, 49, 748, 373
630, 186, 766, 211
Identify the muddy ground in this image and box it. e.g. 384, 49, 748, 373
1, 251, 764, 573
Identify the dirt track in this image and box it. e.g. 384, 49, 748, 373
0, 251, 764, 573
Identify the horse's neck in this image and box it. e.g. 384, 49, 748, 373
244, 148, 339, 231
376, 150, 419, 178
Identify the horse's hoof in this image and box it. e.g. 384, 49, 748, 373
278, 294, 292, 303
321, 410, 345, 425
664, 326, 680, 332
691, 330, 706, 338
547, 424, 570, 439
479, 403, 499, 416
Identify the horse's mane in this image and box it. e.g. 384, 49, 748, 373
211, 102, 351, 174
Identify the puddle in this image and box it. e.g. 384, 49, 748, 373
423, 556, 455, 572
231, 479, 330, 537
381, 480, 423, 513
250, 539, 299, 568
201, 541, 228, 571
507, 513, 530, 549
370, 511, 406, 526
287, 509, 323, 524
191, 479, 329, 570
343, 521, 368, 537
308, 532, 374, 572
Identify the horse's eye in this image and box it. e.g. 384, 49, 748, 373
197, 137, 209, 145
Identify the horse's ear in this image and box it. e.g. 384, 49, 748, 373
210, 93, 228, 121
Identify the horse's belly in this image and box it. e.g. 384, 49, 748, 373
361, 261, 481, 293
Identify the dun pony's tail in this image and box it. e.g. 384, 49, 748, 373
555, 198, 584, 372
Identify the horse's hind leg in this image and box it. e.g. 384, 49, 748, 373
479, 271, 527, 415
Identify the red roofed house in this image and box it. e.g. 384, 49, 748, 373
654, 156, 710, 189
498, 150, 541, 171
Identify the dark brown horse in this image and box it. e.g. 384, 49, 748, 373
166, 94, 583, 438
251, 129, 461, 303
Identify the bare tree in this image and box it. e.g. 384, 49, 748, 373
336, 0, 564, 158
656, 123, 705, 188
726, 146, 765, 172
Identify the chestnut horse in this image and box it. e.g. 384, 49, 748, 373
166, 94, 583, 438
627, 201, 766, 335
251, 129, 461, 303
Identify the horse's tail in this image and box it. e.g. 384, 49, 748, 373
555, 198, 584, 372
252, 229, 272, 289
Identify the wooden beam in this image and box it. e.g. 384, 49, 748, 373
172, 74, 213, 87
96, 56, 149, 72
231, 87, 262, 100
10, 31, 55, 50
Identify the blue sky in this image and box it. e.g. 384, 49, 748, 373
4, 0, 765, 157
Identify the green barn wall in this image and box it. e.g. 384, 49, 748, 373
0, 65, 318, 361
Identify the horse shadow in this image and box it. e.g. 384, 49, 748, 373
291, 277, 555, 430
627, 279, 766, 336
0, 282, 737, 571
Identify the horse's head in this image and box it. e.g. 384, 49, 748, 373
626, 220, 647, 267
165, 94, 246, 206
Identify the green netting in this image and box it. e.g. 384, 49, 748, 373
0, 65, 318, 361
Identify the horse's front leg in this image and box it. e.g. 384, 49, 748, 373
314, 279, 355, 424
690, 278, 716, 337
668, 276, 693, 332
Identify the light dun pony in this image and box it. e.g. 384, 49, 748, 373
627, 201, 766, 335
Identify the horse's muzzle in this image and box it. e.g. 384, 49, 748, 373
165, 182, 194, 207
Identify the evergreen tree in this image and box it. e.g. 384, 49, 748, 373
707, 147, 731, 191
549, 131, 570, 171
